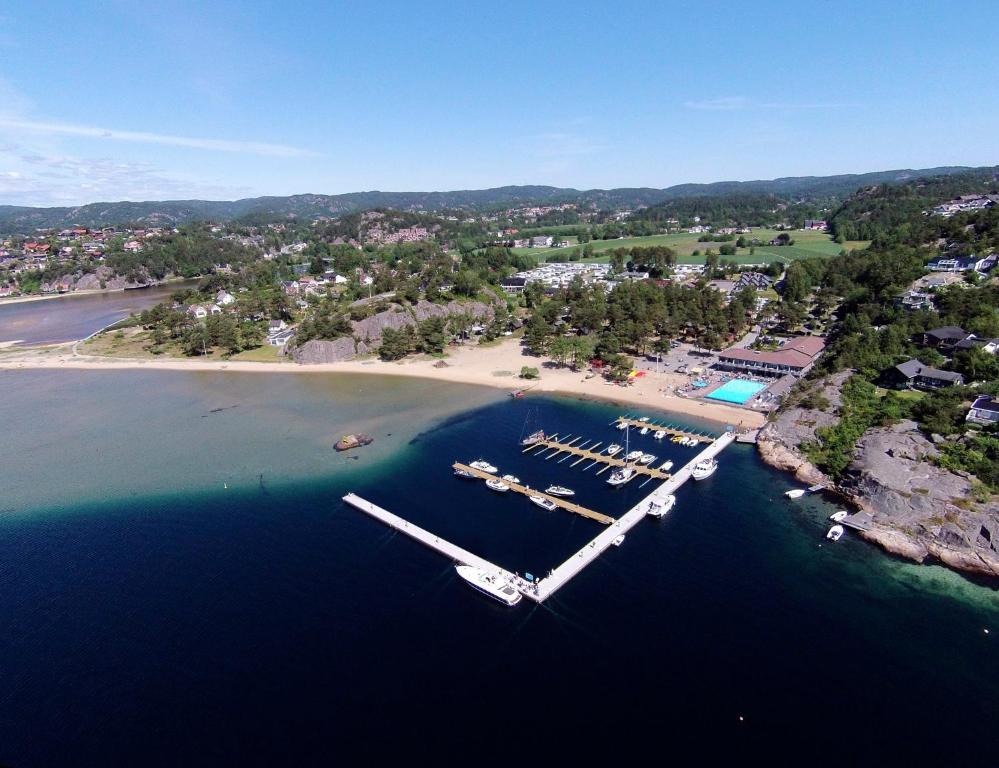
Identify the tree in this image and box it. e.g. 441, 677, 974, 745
378, 327, 413, 360
417, 316, 448, 354
523, 315, 551, 355
453, 269, 481, 297
548, 336, 573, 368
520, 366, 539, 379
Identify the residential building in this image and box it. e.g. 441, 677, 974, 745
966, 395, 999, 425
920, 326, 972, 351
216, 290, 236, 306
926, 253, 997, 274
715, 335, 826, 377
891, 359, 964, 390
735, 272, 773, 292
895, 290, 933, 311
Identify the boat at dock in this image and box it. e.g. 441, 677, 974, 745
654, 430, 666, 440
454, 467, 476, 479
659, 460, 674, 471
545, 485, 575, 497
625, 449, 643, 461
529, 495, 557, 511
638, 453, 657, 465
470, 460, 498, 474
607, 466, 636, 486
691, 458, 717, 481
829, 510, 848, 522
520, 429, 546, 446
616, 421, 628, 430
612, 535, 625, 546
501, 474, 521, 485
826, 524, 844, 541
454, 565, 521, 606
605, 444, 622, 456
640, 426, 649, 435
785, 489, 806, 499
334, 433, 374, 452
485, 479, 510, 493
647, 494, 676, 518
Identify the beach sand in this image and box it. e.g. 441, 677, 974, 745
0, 338, 766, 428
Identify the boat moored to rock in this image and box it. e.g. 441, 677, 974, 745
335, 433, 374, 452
829, 510, 848, 522
455, 565, 521, 606
785, 489, 806, 499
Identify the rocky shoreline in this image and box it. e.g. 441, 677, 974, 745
757, 373, 999, 579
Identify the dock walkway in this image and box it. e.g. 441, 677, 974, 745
452, 463, 613, 525
614, 417, 713, 443
523, 438, 673, 480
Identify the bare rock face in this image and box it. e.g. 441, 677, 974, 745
41, 265, 151, 292
292, 337, 358, 364
842, 421, 999, 577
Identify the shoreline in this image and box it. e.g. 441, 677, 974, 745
0, 337, 767, 428
0, 277, 192, 306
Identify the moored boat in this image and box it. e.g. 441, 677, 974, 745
454, 467, 476, 479
625, 450, 643, 461
470, 460, 499, 474
529, 495, 557, 511
785, 489, 806, 499
501, 474, 521, 485
691, 458, 717, 481
638, 453, 657, 465
485, 478, 510, 492
659, 460, 674, 471
616, 421, 628, 430
640, 426, 649, 435
654, 430, 666, 440
605, 444, 622, 456
545, 485, 575, 497
606, 466, 635, 486
612, 535, 625, 546
455, 565, 521, 606
829, 510, 848, 522
826, 524, 844, 541
520, 429, 546, 446
647, 494, 676, 518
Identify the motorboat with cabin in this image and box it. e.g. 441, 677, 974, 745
654, 430, 666, 440
647, 494, 676, 518
659, 460, 674, 471
520, 430, 546, 447
691, 458, 718, 481
607, 466, 636, 486
545, 485, 575, 497
785, 489, 806, 499
470, 460, 498, 474
529, 495, 557, 511
501, 474, 521, 485
605, 444, 622, 456
486, 478, 510, 492
455, 565, 522, 606
829, 510, 848, 522
454, 467, 476, 479
625, 450, 644, 462
639, 453, 657, 465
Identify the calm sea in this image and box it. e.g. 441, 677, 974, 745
0, 370, 996, 765
0, 281, 197, 346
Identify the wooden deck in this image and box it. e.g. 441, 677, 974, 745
452, 462, 613, 525
522, 438, 674, 481
614, 416, 713, 443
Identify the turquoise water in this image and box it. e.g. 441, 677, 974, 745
706, 378, 767, 404
0, 370, 996, 764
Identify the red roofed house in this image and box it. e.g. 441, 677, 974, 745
716, 335, 826, 378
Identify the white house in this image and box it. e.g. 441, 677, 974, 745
187, 304, 208, 320
216, 290, 236, 306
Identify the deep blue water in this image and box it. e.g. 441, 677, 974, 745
1, 395, 997, 765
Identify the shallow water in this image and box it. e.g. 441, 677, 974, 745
0, 370, 996, 764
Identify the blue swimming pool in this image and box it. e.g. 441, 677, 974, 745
705, 378, 767, 404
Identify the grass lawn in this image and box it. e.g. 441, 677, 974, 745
229, 345, 287, 362
512, 229, 869, 266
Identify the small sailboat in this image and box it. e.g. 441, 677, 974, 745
829, 510, 848, 522
605, 444, 622, 456
470, 460, 498, 474
640, 426, 649, 435
486, 478, 510, 492
608, 424, 635, 486
520, 429, 546, 446
785, 489, 806, 499
529, 495, 557, 511
545, 485, 575, 498
826, 525, 844, 541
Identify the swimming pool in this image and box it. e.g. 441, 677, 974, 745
705, 378, 767, 405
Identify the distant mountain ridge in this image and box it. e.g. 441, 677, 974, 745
0, 166, 992, 233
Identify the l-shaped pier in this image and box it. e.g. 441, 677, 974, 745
343, 429, 737, 604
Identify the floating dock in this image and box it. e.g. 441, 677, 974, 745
523, 438, 673, 480
344, 432, 737, 604
452, 462, 613, 525
613, 416, 714, 443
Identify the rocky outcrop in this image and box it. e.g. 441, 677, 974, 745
41, 265, 152, 293
842, 421, 999, 577
292, 299, 498, 364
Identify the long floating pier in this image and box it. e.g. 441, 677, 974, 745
452, 462, 613, 525
614, 416, 714, 443
524, 437, 673, 480
344, 431, 737, 604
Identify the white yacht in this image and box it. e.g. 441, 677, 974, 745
826, 524, 844, 542
691, 458, 718, 481
612, 535, 625, 546
659, 460, 674, 471
639, 453, 657, 465
605, 444, 622, 456
607, 466, 636, 486
616, 421, 628, 430
829, 510, 848, 522
455, 566, 521, 606
529, 495, 557, 511
640, 426, 649, 435
485, 478, 509, 492
520, 430, 546, 446
501, 474, 521, 485
625, 450, 643, 462
654, 430, 666, 440
785, 489, 806, 499
647, 494, 676, 518
470, 460, 498, 474
545, 485, 575, 497
454, 467, 476, 479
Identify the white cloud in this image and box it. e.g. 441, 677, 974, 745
0, 117, 319, 158
684, 96, 749, 111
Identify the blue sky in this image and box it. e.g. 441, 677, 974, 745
1, 0, 997, 205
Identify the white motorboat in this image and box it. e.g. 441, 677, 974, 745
659, 460, 674, 471
455, 565, 521, 606
605, 444, 622, 456
785, 489, 806, 499
529, 495, 557, 511
691, 458, 717, 481
826, 524, 844, 541
640, 427, 649, 435
545, 485, 575, 498
639, 453, 657, 465
454, 467, 476, 479
612, 535, 625, 546
639, 416, 650, 422
486, 479, 510, 492
616, 421, 628, 430
470, 460, 498, 474
607, 467, 636, 486
501, 474, 521, 485
625, 450, 643, 461
647, 494, 676, 518
654, 430, 666, 440
520, 430, 546, 446
829, 510, 848, 522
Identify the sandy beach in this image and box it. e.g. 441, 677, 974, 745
0, 337, 766, 428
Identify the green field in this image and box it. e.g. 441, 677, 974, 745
512, 229, 869, 265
